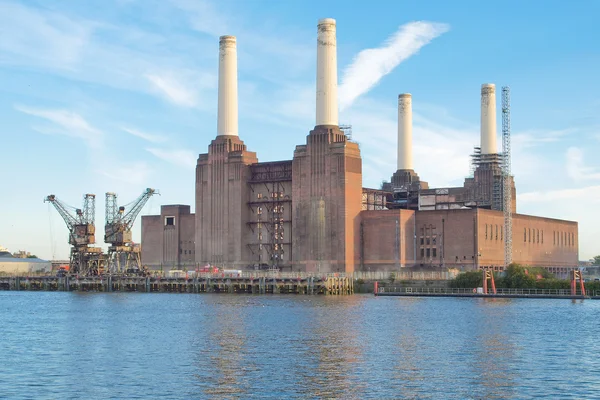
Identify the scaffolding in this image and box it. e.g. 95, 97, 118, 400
247, 161, 292, 269
361, 188, 390, 210
502, 86, 513, 267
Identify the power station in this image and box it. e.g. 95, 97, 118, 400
142, 18, 579, 276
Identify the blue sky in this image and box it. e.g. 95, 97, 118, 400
1, 0, 599, 261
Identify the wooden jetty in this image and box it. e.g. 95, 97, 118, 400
0, 274, 354, 295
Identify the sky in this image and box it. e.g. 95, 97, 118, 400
1, 0, 599, 261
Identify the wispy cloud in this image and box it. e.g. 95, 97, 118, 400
146, 148, 197, 169
0, 1, 93, 69
512, 128, 572, 149
519, 185, 600, 203
97, 161, 153, 185
122, 127, 167, 143
145, 73, 199, 108
15, 105, 103, 148
338, 21, 449, 110
169, 0, 229, 37
566, 147, 600, 181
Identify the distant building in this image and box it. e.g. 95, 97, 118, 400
0, 247, 51, 274
12, 250, 33, 259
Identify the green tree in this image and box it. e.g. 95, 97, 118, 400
592, 255, 600, 266
26, 255, 37, 259
450, 271, 482, 288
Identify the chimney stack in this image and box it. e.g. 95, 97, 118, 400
480, 83, 497, 154
397, 94, 413, 170
217, 35, 238, 136
316, 18, 338, 127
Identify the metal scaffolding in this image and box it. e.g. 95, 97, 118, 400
502, 86, 513, 267
247, 161, 292, 269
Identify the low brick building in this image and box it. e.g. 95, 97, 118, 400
359, 208, 578, 275
141, 205, 195, 270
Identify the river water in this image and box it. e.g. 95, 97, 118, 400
1, 292, 599, 399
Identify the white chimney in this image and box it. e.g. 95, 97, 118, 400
316, 18, 338, 126
480, 83, 497, 154
397, 93, 413, 170
217, 35, 238, 136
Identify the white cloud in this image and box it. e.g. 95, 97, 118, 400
147, 148, 197, 169
122, 127, 167, 143
15, 105, 103, 148
519, 185, 600, 203
169, 0, 229, 37
512, 128, 572, 149
0, 1, 93, 68
342, 98, 475, 188
338, 21, 449, 110
566, 147, 600, 181
97, 161, 153, 185
145, 73, 199, 108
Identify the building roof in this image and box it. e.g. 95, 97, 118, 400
0, 254, 49, 263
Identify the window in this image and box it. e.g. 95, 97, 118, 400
433, 248, 437, 258
529, 228, 531, 242
420, 237, 424, 245
501, 226, 503, 241
165, 216, 175, 226
537, 229, 539, 244
524, 228, 527, 242
420, 249, 425, 258
496, 225, 498, 240
542, 230, 544, 244
426, 248, 431, 257
426, 237, 430, 245
485, 224, 488, 240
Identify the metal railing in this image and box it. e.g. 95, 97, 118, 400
378, 287, 587, 296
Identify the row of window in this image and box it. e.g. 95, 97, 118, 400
485, 224, 503, 241
256, 192, 285, 199
522, 229, 575, 247
553, 230, 575, 247
420, 248, 437, 258
484, 225, 576, 248
180, 249, 195, 255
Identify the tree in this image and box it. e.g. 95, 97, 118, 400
26, 255, 38, 259
592, 255, 600, 266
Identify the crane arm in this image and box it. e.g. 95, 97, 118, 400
44, 195, 80, 231
122, 188, 158, 230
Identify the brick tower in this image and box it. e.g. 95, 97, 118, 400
291, 18, 362, 274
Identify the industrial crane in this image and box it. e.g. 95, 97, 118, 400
104, 188, 158, 274
44, 193, 105, 276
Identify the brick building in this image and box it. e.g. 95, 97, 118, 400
140, 18, 579, 274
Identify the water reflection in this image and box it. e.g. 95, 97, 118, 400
194, 297, 249, 398
2, 293, 600, 399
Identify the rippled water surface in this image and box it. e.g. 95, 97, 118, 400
1, 292, 599, 399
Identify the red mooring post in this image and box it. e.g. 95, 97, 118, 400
482, 270, 488, 295
482, 270, 497, 295
490, 272, 497, 295
374, 281, 378, 295
571, 270, 586, 296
